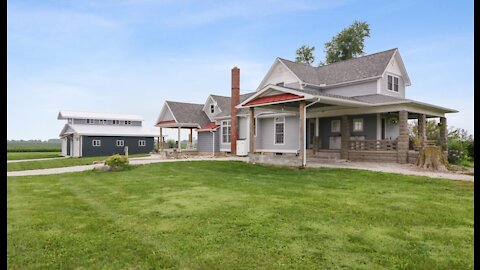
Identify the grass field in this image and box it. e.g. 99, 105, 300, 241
7, 154, 148, 171
7, 161, 473, 269
7, 152, 61, 160
7, 142, 61, 152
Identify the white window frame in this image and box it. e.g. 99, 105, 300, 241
125, 120, 132, 125
92, 140, 101, 147
387, 74, 400, 92
210, 104, 215, 114
221, 120, 231, 144
116, 140, 124, 147
113, 120, 120, 125
138, 140, 146, 147
86, 119, 94, 124
331, 120, 340, 133
353, 118, 364, 132
274, 117, 285, 145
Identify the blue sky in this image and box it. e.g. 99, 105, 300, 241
7, 0, 473, 140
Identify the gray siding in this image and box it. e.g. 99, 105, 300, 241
197, 131, 220, 152
256, 116, 299, 152
317, 114, 377, 149
81, 136, 154, 157
318, 117, 341, 149
73, 119, 142, 126
322, 81, 377, 97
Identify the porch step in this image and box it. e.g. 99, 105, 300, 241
308, 156, 347, 163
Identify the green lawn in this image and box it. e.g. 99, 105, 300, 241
7, 161, 473, 269
7, 154, 148, 172
7, 152, 62, 160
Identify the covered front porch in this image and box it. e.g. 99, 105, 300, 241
156, 120, 197, 152
237, 85, 454, 167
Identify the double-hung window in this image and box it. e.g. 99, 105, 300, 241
116, 140, 124, 147
113, 120, 120, 125
387, 75, 399, 92
331, 120, 340, 133
353, 118, 364, 132
86, 119, 94, 124
125, 120, 132, 125
138, 140, 146, 147
210, 104, 215, 114
274, 117, 285, 145
221, 120, 231, 143
92, 140, 101, 147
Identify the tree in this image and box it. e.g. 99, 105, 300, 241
324, 21, 370, 64
295, 45, 315, 64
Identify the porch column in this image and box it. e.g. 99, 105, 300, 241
177, 127, 181, 152
341, 115, 349, 159
249, 107, 255, 154
418, 114, 426, 149
397, 110, 409, 163
439, 117, 447, 150
299, 100, 306, 167
315, 118, 320, 151
159, 128, 163, 150
189, 128, 193, 149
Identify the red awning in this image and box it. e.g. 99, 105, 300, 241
157, 120, 176, 125
197, 122, 220, 132
245, 93, 304, 106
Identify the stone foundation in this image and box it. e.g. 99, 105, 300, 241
249, 153, 302, 167
348, 151, 398, 162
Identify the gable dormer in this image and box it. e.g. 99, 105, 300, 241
202, 95, 222, 121
378, 49, 411, 99
256, 58, 303, 91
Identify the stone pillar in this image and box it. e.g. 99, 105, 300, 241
249, 107, 255, 154
418, 114, 426, 149
341, 115, 349, 159
397, 110, 409, 163
439, 117, 447, 150
299, 100, 306, 167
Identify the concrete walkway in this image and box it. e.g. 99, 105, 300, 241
7, 156, 69, 163
7, 156, 248, 177
307, 160, 474, 182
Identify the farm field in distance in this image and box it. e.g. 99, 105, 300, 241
7, 161, 474, 269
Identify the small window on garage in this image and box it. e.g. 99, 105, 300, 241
116, 140, 124, 147
92, 140, 101, 147
138, 140, 146, 146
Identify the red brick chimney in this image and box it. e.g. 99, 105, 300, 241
230, 66, 240, 155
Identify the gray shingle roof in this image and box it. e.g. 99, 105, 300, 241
279, 48, 397, 86
213, 92, 255, 118
166, 101, 211, 127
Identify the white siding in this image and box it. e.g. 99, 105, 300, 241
72, 135, 81, 157
322, 81, 377, 97
379, 56, 406, 98
257, 61, 300, 90
61, 137, 67, 156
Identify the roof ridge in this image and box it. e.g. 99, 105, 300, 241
166, 100, 204, 106
315, 48, 397, 69
59, 110, 142, 116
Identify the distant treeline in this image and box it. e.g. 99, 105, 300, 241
7, 140, 61, 152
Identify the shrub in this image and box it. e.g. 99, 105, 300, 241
105, 154, 129, 169
447, 139, 467, 164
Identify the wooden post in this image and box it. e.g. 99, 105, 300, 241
299, 100, 306, 167
189, 128, 193, 149
249, 107, 255, 154
124, 146, 129, 159
159, 128, 163, 150
177, 127, 181, 152
341, 115, 349, 159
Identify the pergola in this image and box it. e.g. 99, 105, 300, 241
156, 120, 196, 152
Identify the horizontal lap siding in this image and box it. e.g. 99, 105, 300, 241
197, 131, 219, 152
82, 136, 154, 157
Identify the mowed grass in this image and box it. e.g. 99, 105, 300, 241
7, 161, 473, 269
7, 152, 62, 160
7, 154, 148, 171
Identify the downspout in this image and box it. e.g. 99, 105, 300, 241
303, 98, 321, 167
210, 130, 215, 157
